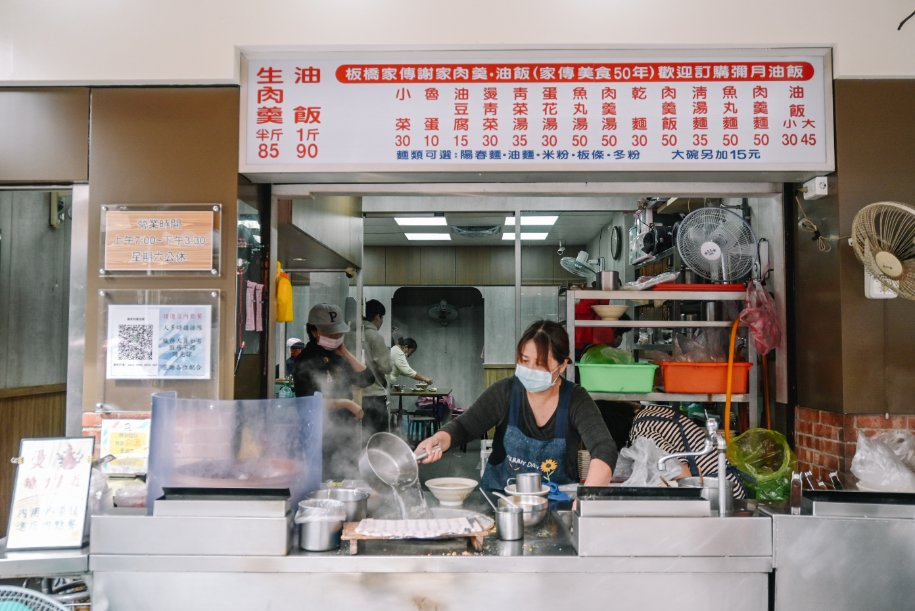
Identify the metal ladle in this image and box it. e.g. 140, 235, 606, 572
492, 491, 521, 509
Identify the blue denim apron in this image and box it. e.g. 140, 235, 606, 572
481, 377, 574, 492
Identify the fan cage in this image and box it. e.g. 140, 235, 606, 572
676, 207, 757, 282
0, 586, 70, 611
850, 201, 915, 300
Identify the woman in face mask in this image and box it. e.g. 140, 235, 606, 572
292, 303, 375, 480
416, 320, 616, 491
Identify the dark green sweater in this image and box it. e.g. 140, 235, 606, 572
442, 377, 618, 481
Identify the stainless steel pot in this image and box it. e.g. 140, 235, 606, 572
678, 477, 734, 515
309, 488, 369, 522
359, 432, 430, 492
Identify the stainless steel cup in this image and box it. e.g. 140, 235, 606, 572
309, 488, 369, 522
509, 472, 542, 493
496, 505, 524, 541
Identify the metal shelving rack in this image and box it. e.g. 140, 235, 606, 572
566, 289, 758, 428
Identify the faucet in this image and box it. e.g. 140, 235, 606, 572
657, 418, 730, 518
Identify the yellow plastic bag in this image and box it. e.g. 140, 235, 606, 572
276, 262, 293, 322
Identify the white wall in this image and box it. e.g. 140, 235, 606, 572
1, 1, 912, 83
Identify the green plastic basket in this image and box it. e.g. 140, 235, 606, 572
576, 363, 658, 393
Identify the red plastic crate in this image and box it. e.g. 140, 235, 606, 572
659, 361, 752, 394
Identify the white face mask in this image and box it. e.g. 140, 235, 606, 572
515, 363, 560, 393
318, 335, 344, 350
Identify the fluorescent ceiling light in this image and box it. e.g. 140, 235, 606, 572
504, 215, 558, 226
405, 233, 451, 241
501, 232, 549, 241
395, 217, 447, 226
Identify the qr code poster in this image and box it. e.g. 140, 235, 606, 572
106, 304, 212, 379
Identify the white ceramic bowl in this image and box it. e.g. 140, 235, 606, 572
425, 477, 479, 507
591, 304, 628, 320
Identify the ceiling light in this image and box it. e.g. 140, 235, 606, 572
395, 217, 447, 226
405, 233, 451, 241
501, 232, 549, 241
504, 215, 558, 226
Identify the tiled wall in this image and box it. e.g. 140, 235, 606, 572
795, 406, 915, 484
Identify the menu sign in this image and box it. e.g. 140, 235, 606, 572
104, 209, 216, 272
241, 49, 833, 174
106, 304, 212, 380
6, 437, 94, 550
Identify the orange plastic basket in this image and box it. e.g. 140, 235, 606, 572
659, 361, 752, 394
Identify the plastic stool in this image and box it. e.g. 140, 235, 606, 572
407, 415, 439, 442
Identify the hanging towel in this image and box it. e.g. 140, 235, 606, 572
276, 262, 294, 322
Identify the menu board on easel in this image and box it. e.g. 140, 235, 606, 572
6, 437, 95, 550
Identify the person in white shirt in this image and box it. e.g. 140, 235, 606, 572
388, 337, 433, 386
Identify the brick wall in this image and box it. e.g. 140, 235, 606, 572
795, 406, 915, 485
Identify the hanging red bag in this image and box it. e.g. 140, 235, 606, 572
739, 280, 780, 356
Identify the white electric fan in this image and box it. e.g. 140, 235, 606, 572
676, 207, 758, 282
560, 250, 601, 283
849, 201, 915, 300
428, 299, 459, 326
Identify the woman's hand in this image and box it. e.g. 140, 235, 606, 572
415, 431, 451, 464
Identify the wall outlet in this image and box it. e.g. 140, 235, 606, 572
802, 176, 830, 200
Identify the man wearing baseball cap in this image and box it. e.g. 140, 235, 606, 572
292, 303, 375, 479
284, 337, 305, 376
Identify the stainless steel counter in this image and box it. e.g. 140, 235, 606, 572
764, 506, 915, 611
90, 502, 771, 611
0, 538, 89, 579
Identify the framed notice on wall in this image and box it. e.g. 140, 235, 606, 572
105, 304, 212, 380
240, 47, 834, 177
101, 204, 222, 275
6, 437, 95, 550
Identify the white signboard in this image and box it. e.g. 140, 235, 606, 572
6, 437, 94, 550
241, 49, 833, 174
106, 304, 212, 379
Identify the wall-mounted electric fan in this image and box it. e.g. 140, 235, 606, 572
560, 250, 601, 282
849, 201, 915, 300
676, 207, 758, 282
428, 299, 459, 326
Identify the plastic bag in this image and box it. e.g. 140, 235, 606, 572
618, 437, 685, 487
673, 328, 728, 362
580, 344, 634, 365
728, 428, 796, 501
739, 280, 781, 355
851, 432, 915, 492
295, 498, 346, 523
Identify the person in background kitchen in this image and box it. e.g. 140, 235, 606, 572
627, 404, 746, 498
416, 320, 617, 491
387, 337, 433, 386
361, 299, 392, 440
284, 337, 305, 377
293, 303, 374, 479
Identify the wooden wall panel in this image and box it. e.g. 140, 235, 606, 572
384, 247, 421, 285
362, 246, 386, 286
455, 247, 491, 285
0, 386, 66, 538
420, 247, 455, 284
85, 87, 240, 407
